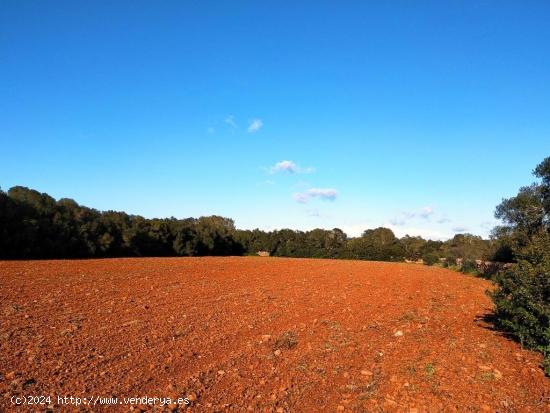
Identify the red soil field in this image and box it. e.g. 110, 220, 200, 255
1, 257, 549, 412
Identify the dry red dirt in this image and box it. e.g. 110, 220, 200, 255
1, 257, 549, 412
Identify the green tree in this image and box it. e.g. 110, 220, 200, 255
400, 235, 426, 261
344, 227, 404, 261
490, 156, 550, 375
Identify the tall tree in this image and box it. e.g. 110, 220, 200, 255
490, 156, 550, 375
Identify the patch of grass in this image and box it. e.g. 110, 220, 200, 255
322, 342, 337, 352
320, 319, 341, 330
399, 311, 417, 322
425, 363, 436, 377
480, 372, 496, 382
460, 259, 479, 275
273, 331, 298, 350
314, 366, 326, 377
478, 351, 490, 361
295, 362, 307, 372
357, 381, 378, 400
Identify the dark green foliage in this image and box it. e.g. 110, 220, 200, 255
535, 157, 550, 217
0, 186, 497, 266
400, 235, 426, 261
460, 259, 478, 274
495, 184, 545, 240
0, 186, 243, 258
238, 228, 347, 259
173, 226, 199, 256
422, 252, 439, 266
419, 240, 444, 259
490, 252, 550, 374
343, 227, 405, 261
443, 234, 493, 262
489, 156, 550, 375
442, 256, 456, 268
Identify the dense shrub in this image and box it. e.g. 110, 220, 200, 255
442, 256, 456, 268
422, 252, 439, 266
490, 254, 550, 374
460, 259, 478, 274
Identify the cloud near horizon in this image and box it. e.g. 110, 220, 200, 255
384, 223, 452, 241
390, 205, 436, 226
248, 118, 263, 133
452, 226, 469, 233
293, 188, 337, 203
419, 206, 434, 219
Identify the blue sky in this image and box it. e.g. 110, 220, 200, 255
1, 1, 549, 239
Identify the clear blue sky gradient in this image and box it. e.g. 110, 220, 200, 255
1, 1, 549, 239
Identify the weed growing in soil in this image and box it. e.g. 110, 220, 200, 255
273, 331, 298, 351
425, 363, 436, 377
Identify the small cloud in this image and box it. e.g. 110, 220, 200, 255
452, 226, 468, 233
305, 209, 332, 219
419, 206, 434, 219
293, 188, 337, 203
224, 115, 237, 129
389, 218, 406, 226
306, 209, 320, 217
256, 180, 275, 187
269, 160, 314, 174
271, 160, 298, 173
307, 188, 338, 200
293, 192, 310, 203
480, 221, 496, 229
390, 206, 435, 226
437, 217, 451, 224
248, 118, 263, 133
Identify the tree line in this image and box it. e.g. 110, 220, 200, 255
0, 185, 504, 262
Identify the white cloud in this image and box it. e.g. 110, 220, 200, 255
269, 160, 314, 174
452, 226, 469, 233
306, 209, 321, 217
339, 222, 372, 238
419, 206, 434, 219
390, 205, 436, 226
255, 180, 275, 187
248, 118, 263, 133
293, 188, 337, 203
293, 192, 310, 203
271, 160, 298, 173
224, 115, 237, 129
480, 220, 497, 229
339, 221, 452, 240
389, 217, 406, 226
307, 188, 338, 199
384, 223, 452, 241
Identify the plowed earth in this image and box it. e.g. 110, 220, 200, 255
1, 257, 549, 412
